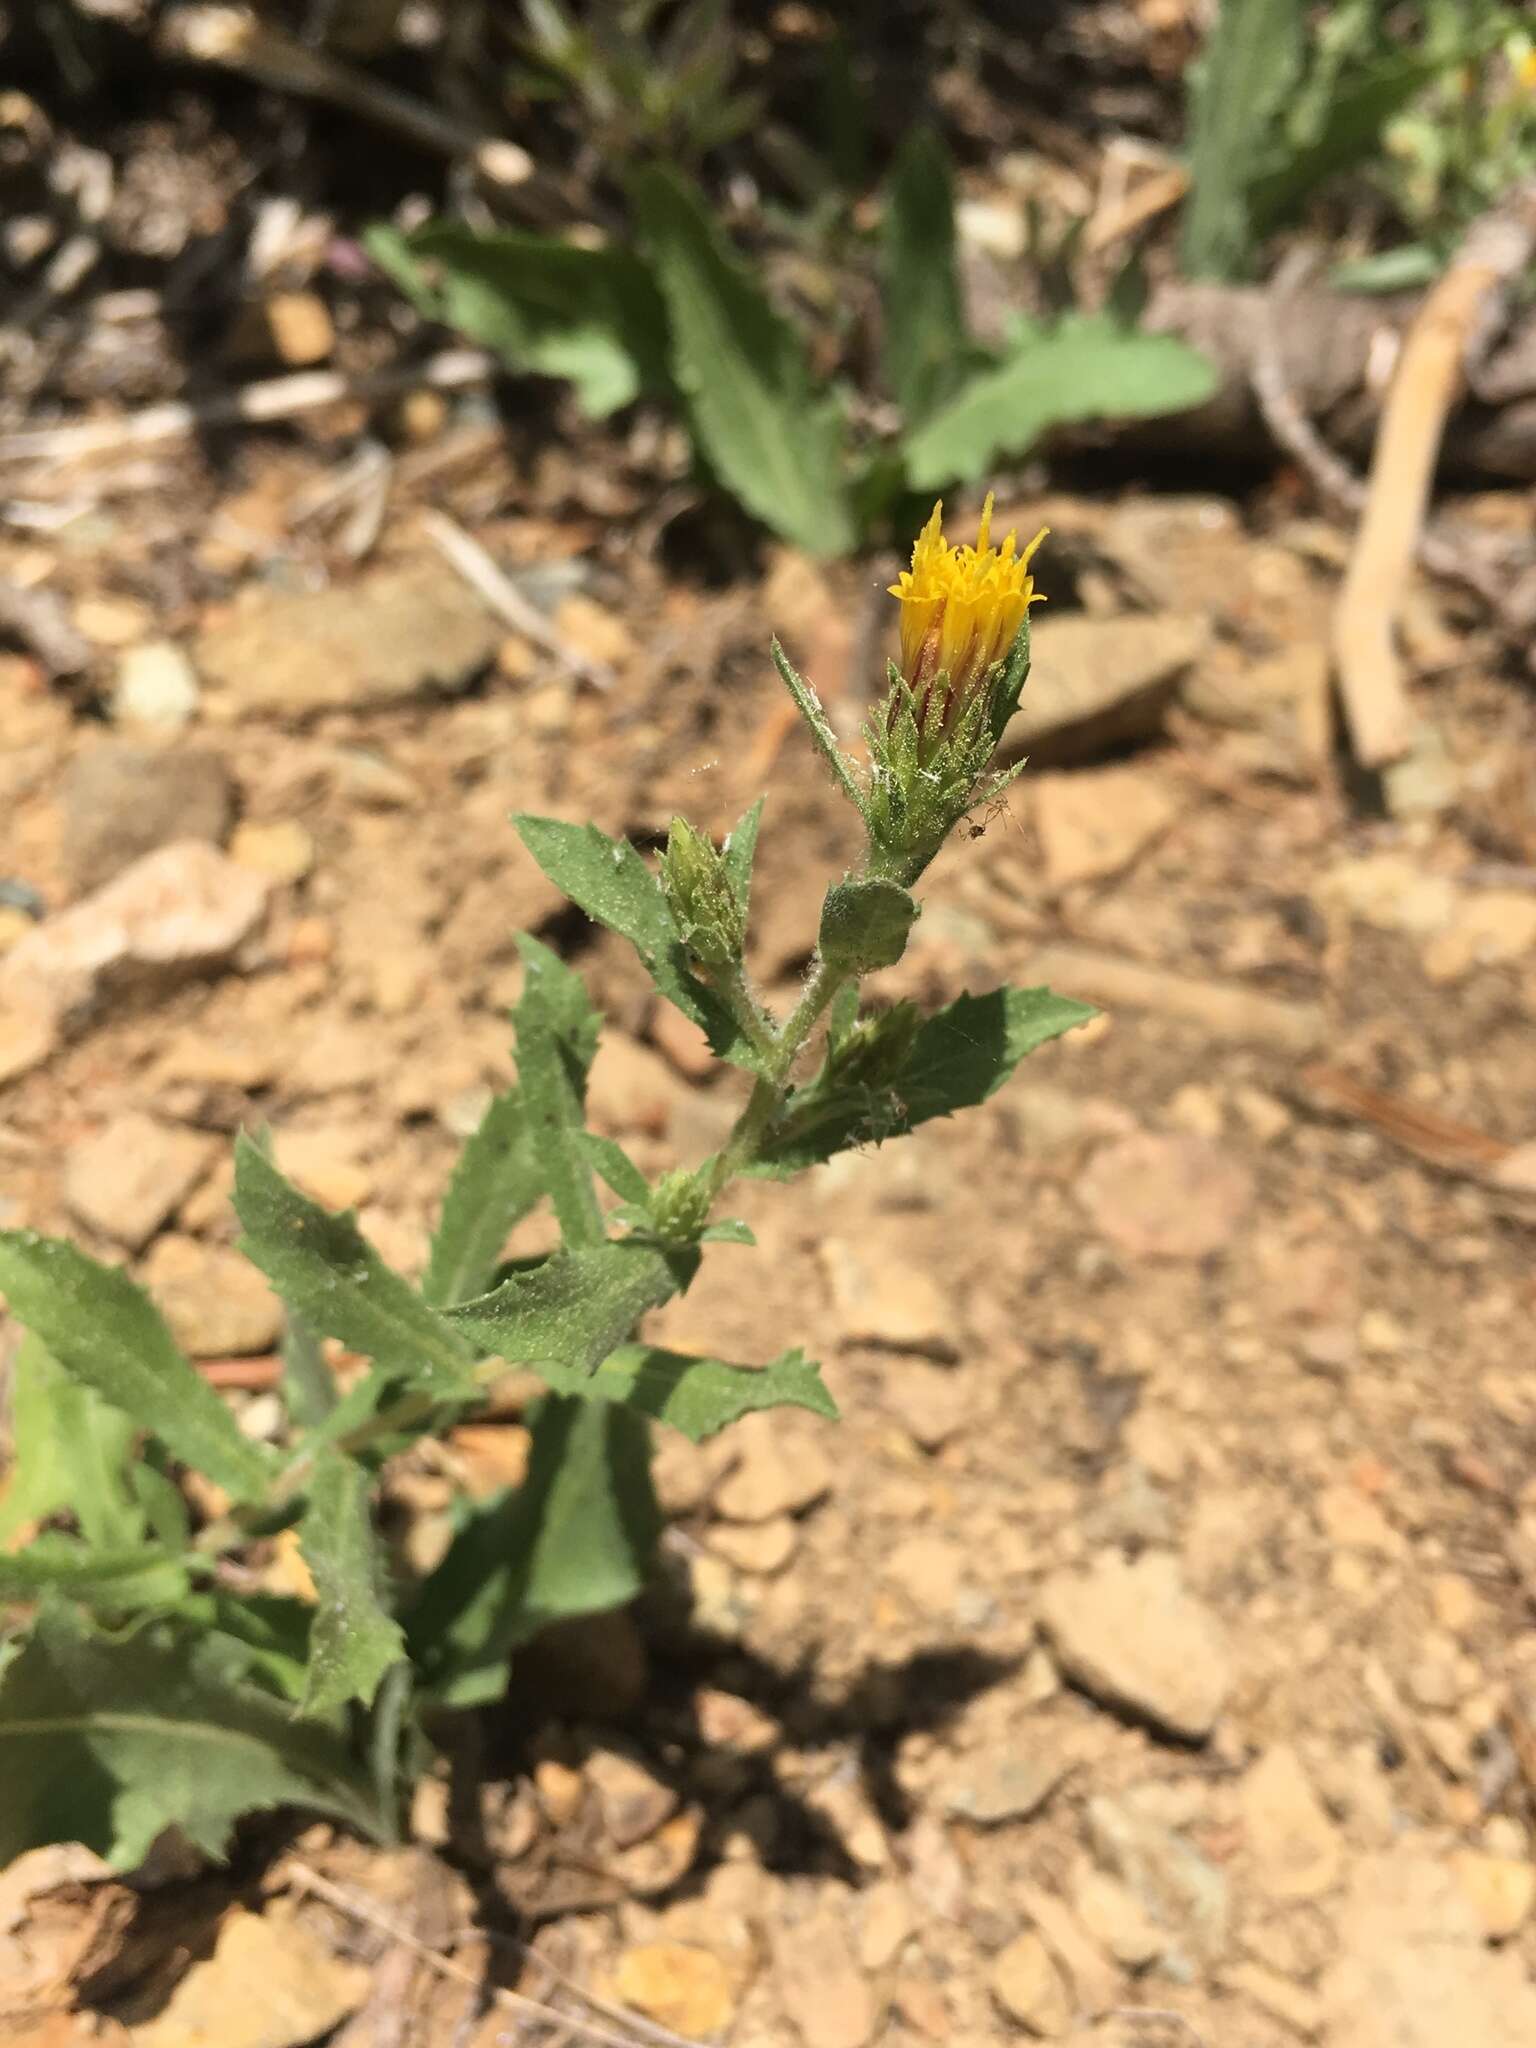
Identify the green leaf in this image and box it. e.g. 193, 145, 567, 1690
368, 222, 669, 417
880, 125, 972, 421
1180, 0, 1305, 278
904, 315, 1219, 488
180, 1591, 315, 1704
444, 1242, 686, 1378
513, 818, 758, 1068
233, 1137, 475, 1392
510, 934, 605, 1247
631, 164, 856, 556
578, 1132, 651, 1206
296, 1454, 405, 1719
0, 1335, 144, 1549
0, 1538, 189, 1608
1329, 243, 1441, 293
422, 1089, 542, 1307
0, 1233, 273, 1505
755, 985, 1097, 1172
0, 1600, 383, 1867
280, 1311, 335, 1432
1247, 52, 1455, 237
534, 1341, 836, 1441
721, 796, 764, 920
819, 878, 919, 973
407, 1397, 658, 1706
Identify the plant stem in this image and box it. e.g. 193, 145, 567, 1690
703, 955, 848, 1200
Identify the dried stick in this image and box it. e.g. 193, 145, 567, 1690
419, 508, 616, 691
1332, 183, 1536, 769
288, 1861, 695, 2048
157, 6, 532, 187
0, 348, 493, 464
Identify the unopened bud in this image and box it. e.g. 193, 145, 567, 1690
660, 817, 745, 967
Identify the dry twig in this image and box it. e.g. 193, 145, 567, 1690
288, 1862, 694, 2048
0, 349, 493, 465
1332, 182, 1536, 768
419, 508, 615, 691
158, 6, 532, 187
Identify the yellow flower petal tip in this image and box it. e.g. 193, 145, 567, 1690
888, 493, 1047, 702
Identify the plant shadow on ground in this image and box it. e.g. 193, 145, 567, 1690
455, 1621, 1019, 1920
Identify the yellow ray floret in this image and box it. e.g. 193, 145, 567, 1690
888, 493, 1047, 702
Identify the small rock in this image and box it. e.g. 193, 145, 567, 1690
991, 1930, 1072, 2036
1316, 854, 1456, 938
585, 1032, 679, 1138
61, 743, 234, 891
1040, 1551, 1231, 1741
230, 819, 314, 885
693, 1687, 779, 1756
857, 1881, 915, 1971
271, 1127, 374, 1211
585, 1741, 678, 1849
653, 1431, 712, 1516
880, 1360, 970, 1448
1033, 766, 1178, 887
1450, 1851, 1536, 1940
143, 1236, 284, 1356
75, 594, 153, 646
1076, 1133, 1254, 1261
1239, 1744, 1344, 1901
650, 1000, 716, 1082
263, 290, 335, 366
612, 1943, 733, 2040
706, 1515, 798, 1574
111, 640, 200, 730
1003, 612, 1211, 765
128, 1897, 367, 2048
774, 1903, 876, 2048
1429, 1572, 1482, 1637
534, 1756, 585, 1827
1422, 892, 1536, 983
63, 1112, 214, 1251
0, 841, 269, 1080
553, 592, 635, 669
884, 1533, 967, 1618
1316, 1483, 1403, 1556
820, 1239, 956, 1359
1071, 1862, 1163, 1967
1222, 1959, 1325, 2039
195, 559, 500, 716
1086, 1793, 1230, 1973
946, 1742, 1074, 1826
713, 1419, 833, 1522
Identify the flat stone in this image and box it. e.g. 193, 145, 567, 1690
946, 1741, 1074, 1825
880, 1360, 970, 1448
1071, 1861, 1163, 1967
141, 1236, 284, 1357
1003, 611, 1210, 765
60, 743, 233, 891
991, 1930, 1073, 2036
1086, 1793, 1230, 1973
584, 1741, 679, 1850
612, 1943, 734, 2040
1076, 1132, 1254, 1261
0, 841, 269, 1079
1033, 766, 1179, 887
820, 1239, 956, 1359
1041, 1552, 1231, 1740
705, 1515, 798, 1574
884, 1533, 968, 1618
713, 1418, 833, 1522
130, 1897, 367, 2048
229, 819, 314, 885
1239, 1744, 1344, 1901
195, 559, 499, 716
774, 1903, 876, 2048
63, 1113, 214, 1251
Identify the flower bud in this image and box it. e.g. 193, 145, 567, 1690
660, 817, 745, 967
650, 1167, 712, 1243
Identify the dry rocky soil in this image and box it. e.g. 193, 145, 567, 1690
4, 431, 1536, 2048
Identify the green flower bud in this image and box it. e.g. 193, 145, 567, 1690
650, 1167, 712, 1243
660, 817, 745, 967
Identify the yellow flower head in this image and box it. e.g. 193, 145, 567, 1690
888, 494, 1047, 714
